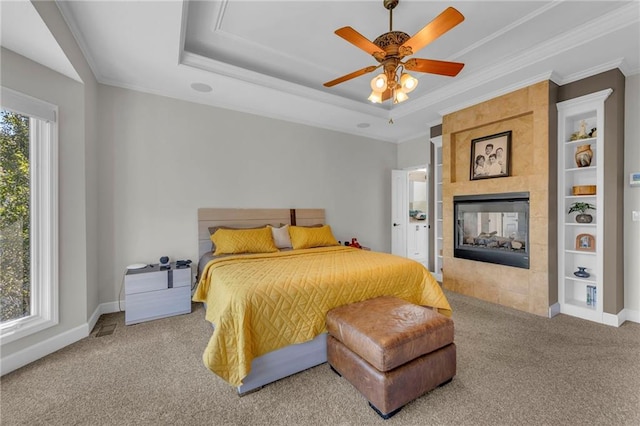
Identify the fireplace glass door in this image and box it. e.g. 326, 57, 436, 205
454, 192, 529, 269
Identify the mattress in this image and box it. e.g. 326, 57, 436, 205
192, 245, 451, 387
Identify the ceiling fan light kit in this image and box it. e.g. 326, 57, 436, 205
370, 74, 388, 91
324, 0, 465, 106
400, 73, 417, 93
368, 91, 384, 104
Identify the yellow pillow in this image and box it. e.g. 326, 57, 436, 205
288, 225, 339, 249
211, 227, 278, 255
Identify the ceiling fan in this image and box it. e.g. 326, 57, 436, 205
323, 0, 465, 105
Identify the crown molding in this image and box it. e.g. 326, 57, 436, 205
451, 1, 563, 61
437, 71, 554, 117
55, 0, 103, 82
557, 58, 627, 85
393, 2, 639, 120
180, 51, 389, 119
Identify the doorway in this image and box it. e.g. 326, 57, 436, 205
391, 168, 429, 266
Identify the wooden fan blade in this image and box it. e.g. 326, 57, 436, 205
335, 27, 386, 58
404, 58, 464, 76
323, 65, 379, 87
381, 88, 392, 102
400, 7, 464, 55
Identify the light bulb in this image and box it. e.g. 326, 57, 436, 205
394, 90, 409, 104
400, 73, 418, 93
370, 74, 387, 91
368, 90, 383, 103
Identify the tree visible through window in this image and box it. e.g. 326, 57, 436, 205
0, 110, 31, 322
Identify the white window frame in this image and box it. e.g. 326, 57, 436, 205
1, 87, 58, 345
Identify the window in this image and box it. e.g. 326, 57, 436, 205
1, 87, 58, 344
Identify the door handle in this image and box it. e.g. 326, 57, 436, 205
393, 223, 401, 227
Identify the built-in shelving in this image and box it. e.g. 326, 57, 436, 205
557, 89, 611, 324
431, 136, 443, 282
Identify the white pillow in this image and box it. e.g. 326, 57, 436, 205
270, 224, 292, 249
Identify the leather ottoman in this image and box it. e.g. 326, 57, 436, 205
326, 296, 456, 419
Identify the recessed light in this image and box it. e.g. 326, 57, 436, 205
191, 82, 212, 93
357, 123, 370, 128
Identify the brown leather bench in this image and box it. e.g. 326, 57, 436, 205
326, 296, 456, 419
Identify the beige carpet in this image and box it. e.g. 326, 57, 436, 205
2, 290, 639, 425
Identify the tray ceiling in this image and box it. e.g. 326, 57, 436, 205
6, 1, 640, 143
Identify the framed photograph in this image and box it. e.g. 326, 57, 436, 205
575, 233, 595, 252
470, 131, 512, 180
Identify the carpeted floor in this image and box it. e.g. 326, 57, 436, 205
2, 290, 639, 425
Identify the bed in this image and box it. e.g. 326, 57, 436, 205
193, 208, 451, 394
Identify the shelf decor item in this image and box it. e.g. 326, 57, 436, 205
570, 120, 592, 141
586, 285, 597, 306
575, 144, 593, 167
469, 131, 511, 180
568, 202, 596, 223
575, 233, 595, 251
572, 185, 596, 196
574, 267, 590, 278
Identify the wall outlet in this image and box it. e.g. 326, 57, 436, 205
633, 211, 640, 222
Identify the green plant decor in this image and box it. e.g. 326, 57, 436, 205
568, 202, 596, 215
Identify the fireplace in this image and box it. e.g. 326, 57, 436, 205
454, 192, 529, 269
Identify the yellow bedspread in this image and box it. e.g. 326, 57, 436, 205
192, 246, 451, 386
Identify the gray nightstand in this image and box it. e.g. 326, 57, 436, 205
124, 263, 191, 325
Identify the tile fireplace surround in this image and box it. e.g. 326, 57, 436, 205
441, 81, 554, 317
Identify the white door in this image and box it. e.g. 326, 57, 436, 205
408, 223, 428, 261
407, 169, 429, 265
391, 169, 408, 257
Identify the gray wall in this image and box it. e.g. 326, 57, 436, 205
624, 74, 640, 314
96, 86, 397, 305
397, 135, 430, 170
32, 0, 101, 336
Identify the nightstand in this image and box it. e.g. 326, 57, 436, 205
124, 263, 192, 325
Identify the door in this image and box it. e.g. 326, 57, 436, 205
407, 169, 429, 264
391, 170, 408, 257
392, 168, 429, 263
408, 223, 428, 261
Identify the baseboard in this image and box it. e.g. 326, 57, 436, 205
0, 323, 87, 376
87, 301, 123, 333
613, 308, 640, 325
602, 309, 640, 327
1, 300, 124, 376
101, 300, 125, 316
602, 312, 622, 327
548, 303, 561, 318
623, 308, 640, 324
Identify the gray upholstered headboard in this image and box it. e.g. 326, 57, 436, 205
197, 208, 325, 259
